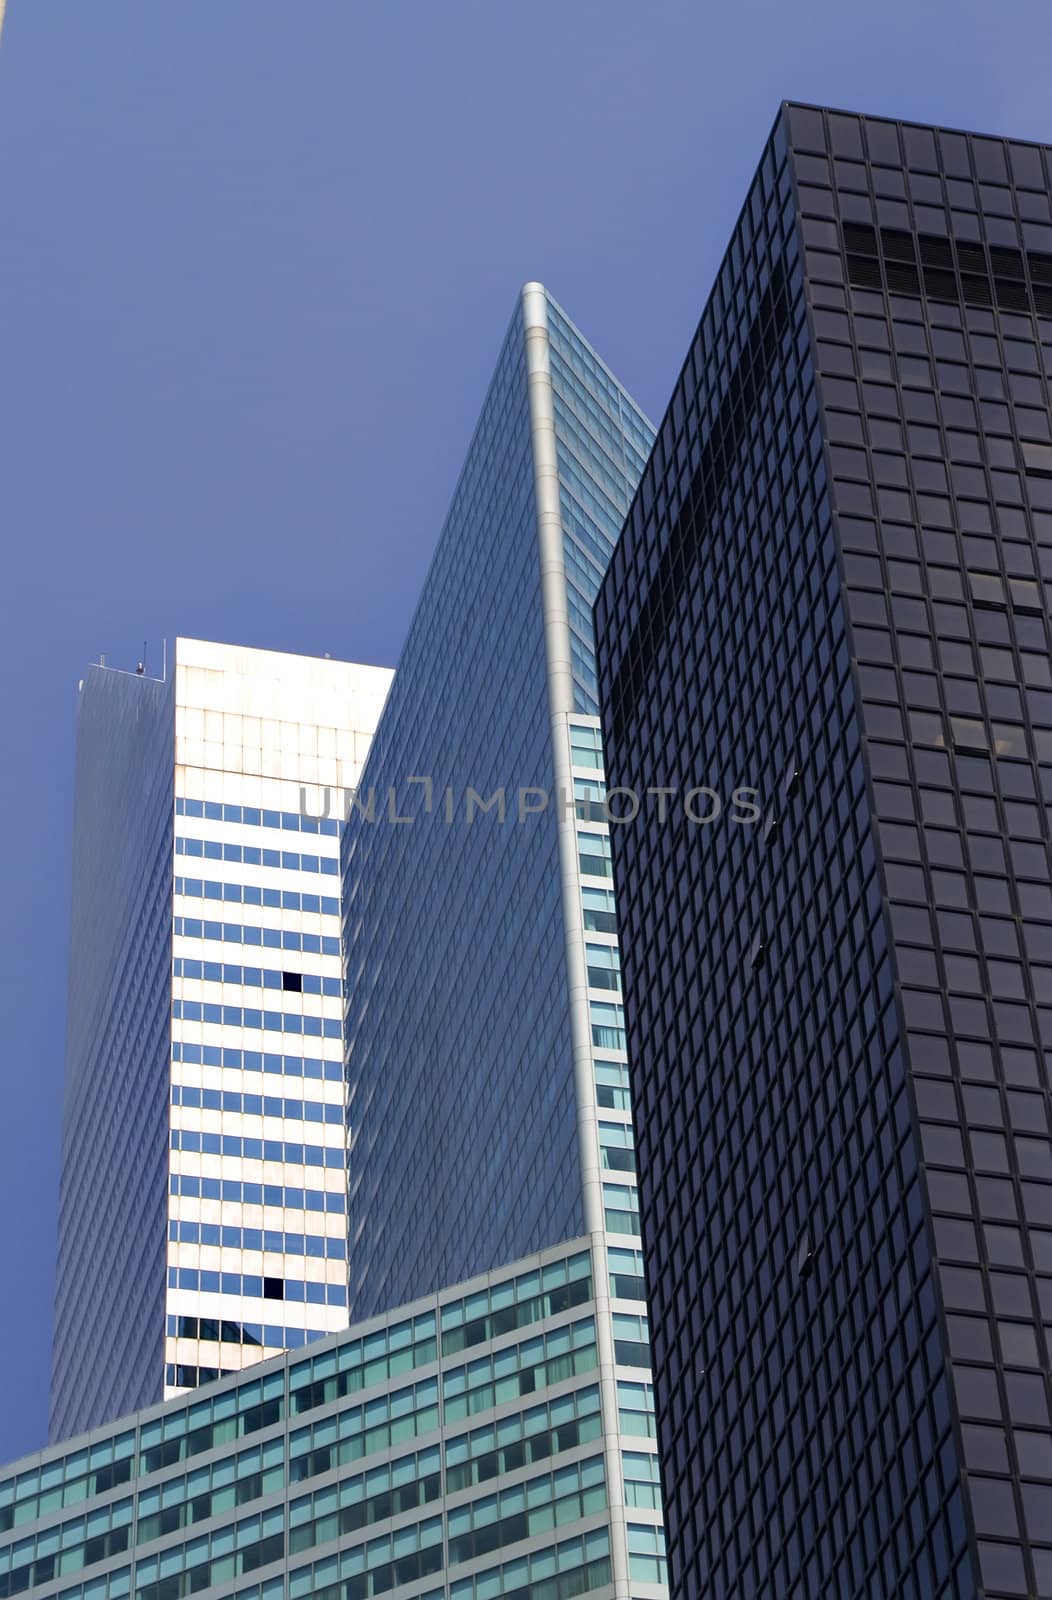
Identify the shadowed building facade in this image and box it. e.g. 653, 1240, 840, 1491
597, 104, 1052, 1600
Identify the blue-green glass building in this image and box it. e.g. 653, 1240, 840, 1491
2, 1242, 667, 1600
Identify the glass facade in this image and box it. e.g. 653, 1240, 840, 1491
341, 287, 651, 1315
52, 666, 175, 1446
52, 642, 393, 1441
340, 284, 664, 1593
5, 1241, 656, 1600
596, 104, 1052, 1600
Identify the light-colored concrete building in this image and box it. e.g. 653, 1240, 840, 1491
51, 640, 393, 1441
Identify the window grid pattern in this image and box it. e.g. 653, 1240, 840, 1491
793, 105, 1052, 1600
51, 667, 175, 1443
595, 102, 991, 1600
166, 641, 391, 1397
3, 1244, 627, 1600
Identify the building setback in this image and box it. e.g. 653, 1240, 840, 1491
52, 640, 392, 1441
596, 104, 1052, 1600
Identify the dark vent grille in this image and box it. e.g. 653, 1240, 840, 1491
843, 222, 878, 255
885, 261, 921, 294
881, 228, 916, 262
961, 274, 993, 307
956, 242, 988, 274
922, 267, 957, 302
995, 279, 1030, 311
919, 235, 954, 268
847, 254, 883, 289
843, 222, 1052, 320
989, 246, 1025, 278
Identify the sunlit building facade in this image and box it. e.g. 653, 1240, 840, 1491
51, 640, 392, 1441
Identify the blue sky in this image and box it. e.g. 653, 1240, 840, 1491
1, 0, 1050, 1463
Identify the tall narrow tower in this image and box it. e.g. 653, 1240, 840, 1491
597, 102, 1052, 1600
51, 639, 392, 1441
340, 285, 667, 1594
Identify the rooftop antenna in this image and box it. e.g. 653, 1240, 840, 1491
162, 638, 168, 682
136, 641, 146, 675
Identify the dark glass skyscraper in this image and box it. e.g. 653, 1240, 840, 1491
596, 105, 1052, 1600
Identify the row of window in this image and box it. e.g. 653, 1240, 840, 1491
166, 1316, 329, 1350
439, 1250, 591, 1333
132, 1504, 285, 1600
171, 1000, 342, 1040
167, 1267, 346, 1307
288, 1376, 440, 1481
440, 1269, 592, 1355
0, 1440, 134, 1531
176, 838, 339, 875
0, 1497, 132, 1593
4, 1257, 603, 1507
175, 798, 339, 836
445, 1454, 606, 1566
443, 1321, 598, 1423
173, 958, 342, 997
286, 1520, 441, 1600
140, 1370, 285, 1465
287, 1446, 440, 1556
165, 1362, 256, 1394
446, 1385, 604, 1492
446, 1527, 612, 1600
174, 879, 339, 917
288, 1332, 439, 1419
169, 1176, 344, 1214
0, 1426, 650, 1600
171, 1084, 342, 1124
168, 1220, 345, 1260
173, 917, 340, 958
289, 1308, 439, 1395
169, 1131, 343, 1169
171, 1042, 343, 1083
135, 1437, 283, 1539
